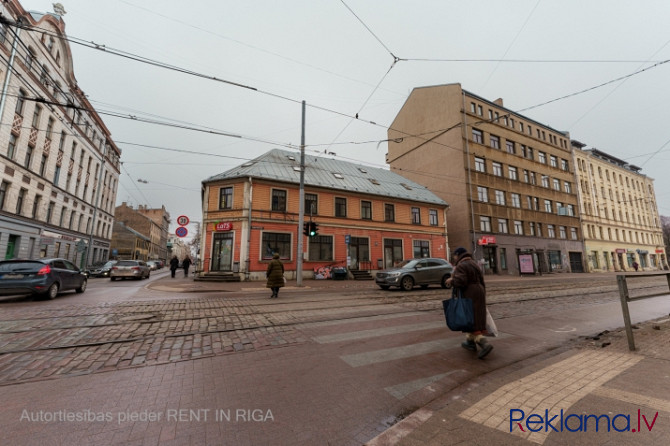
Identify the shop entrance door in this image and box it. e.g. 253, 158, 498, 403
5, 235, 18, 259
483, 246, 498, 274
211, 233, 233, 271
383, 239, 403, 269
348, 237, 369, 270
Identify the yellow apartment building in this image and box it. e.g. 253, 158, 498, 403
572, 142, 667, 271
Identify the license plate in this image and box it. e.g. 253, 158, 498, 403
1, 274, 24, 279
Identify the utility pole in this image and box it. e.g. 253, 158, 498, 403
296, 101, 306, 286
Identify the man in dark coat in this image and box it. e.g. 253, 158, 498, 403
446, 247, 493, 359
266, 253, 285, 298
182, 256, 192, 277
169, 256, 179, 278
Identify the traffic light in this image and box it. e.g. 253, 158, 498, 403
310, 222, 319, 237
303, 222, 310, 237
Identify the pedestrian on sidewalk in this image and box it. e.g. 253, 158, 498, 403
169, 255, 179, 278
183, 256, 192, 277
446, 247, 493, 359
632, 261, 639, 272
266, 253, 284, 299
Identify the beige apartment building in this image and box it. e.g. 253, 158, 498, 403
572, 142, 667, 271
0, 1, 121, 268
388, 83, 583, 275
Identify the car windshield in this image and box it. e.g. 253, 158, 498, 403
103, 261, 116, 268
395, 259, 420, 269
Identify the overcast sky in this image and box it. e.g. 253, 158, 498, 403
24, 0, 670, 240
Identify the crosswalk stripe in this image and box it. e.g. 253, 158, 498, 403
340, 333, 510, 367
298, 311, 424, 329
385, 370, 465, 399
313, 321, 446, 344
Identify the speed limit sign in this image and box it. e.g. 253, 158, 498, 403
177, 215, 189, 226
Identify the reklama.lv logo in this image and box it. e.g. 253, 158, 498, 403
510, 409, 659, 433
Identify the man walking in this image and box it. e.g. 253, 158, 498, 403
170, 256, 179, 278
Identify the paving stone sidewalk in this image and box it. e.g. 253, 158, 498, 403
367, 315, 670, 446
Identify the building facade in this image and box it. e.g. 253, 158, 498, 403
136, 205, 170, 263
572, 142, 667, 271
0, 1, 121, 268
200, 149, 449, 281
110, 221, 150, 261
113, 203, 165, 262
388, 83, 583, 275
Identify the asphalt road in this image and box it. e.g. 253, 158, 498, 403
1, 274, 669, 445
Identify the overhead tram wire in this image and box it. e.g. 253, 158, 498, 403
5, 16, 669, 168
117, 0, 406, 98
480, 0, 542, 90
5, 18, 669, 187
324, 1, 401, 151
569, 36, 670, 129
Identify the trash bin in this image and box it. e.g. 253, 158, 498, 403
332, 267, 348, 280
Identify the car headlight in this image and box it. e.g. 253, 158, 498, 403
387, 271, 402, 277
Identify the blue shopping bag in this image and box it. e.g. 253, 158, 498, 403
442, 288, 474, 332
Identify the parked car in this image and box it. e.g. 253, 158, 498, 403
0, 258, 87, 299
146, 261, 159, 271
110, 260, 151, 280
88, 260, 117, 278
375, 258, 453, 291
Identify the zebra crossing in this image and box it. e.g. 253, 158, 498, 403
300, 310, 510, 401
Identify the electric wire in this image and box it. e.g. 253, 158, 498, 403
480, 0, 542, 90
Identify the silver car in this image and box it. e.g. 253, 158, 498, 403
375, 258, 453, 291
110, 260, 151, 281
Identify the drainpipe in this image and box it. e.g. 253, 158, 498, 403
462, 90, 477, 256
444, 205, 451, 259
245, 177, 253, 281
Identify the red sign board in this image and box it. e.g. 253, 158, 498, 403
214, 222, 232, 232
477, 235, 497, 245
656, 249, 665, 253
175, 226, 188, 238
616, 249, 626, 254
176, 215, 190, 226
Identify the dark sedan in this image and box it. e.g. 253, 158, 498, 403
375, 258, 453, 291
0, 258, 88, 299
88, 260, 117, 278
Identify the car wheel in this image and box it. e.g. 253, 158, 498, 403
378, 285, 390, 290
76, 279, 87, 293
400, 276, 414, 291
441, 274, 452, 289
45, 283, 59, 300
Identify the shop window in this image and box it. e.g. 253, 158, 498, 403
308, 235, 333, 261
261, 232, 291, 260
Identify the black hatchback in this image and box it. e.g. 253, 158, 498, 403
0, 258, 88, 299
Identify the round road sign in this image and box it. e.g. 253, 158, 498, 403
177, 215, 190, 226
175, 226, 188, 238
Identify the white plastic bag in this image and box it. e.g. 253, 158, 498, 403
485, 308, 498, 337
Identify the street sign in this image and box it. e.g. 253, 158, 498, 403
177, 215, 190, 226
345, 235, 350, 245
175, 226, 188, 238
